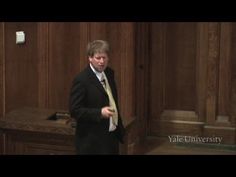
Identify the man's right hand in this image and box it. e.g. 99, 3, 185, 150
101, 106, 115, 118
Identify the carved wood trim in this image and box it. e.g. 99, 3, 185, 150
196, 23, 208, 122
206, 22, 220, 125
160, 110, 198, 121
217, 22, 232, 124
150, 119, 204, 137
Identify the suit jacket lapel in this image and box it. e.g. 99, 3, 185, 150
87, 66, 108, 96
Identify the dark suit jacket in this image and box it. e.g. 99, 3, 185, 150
69, 65, 125, 154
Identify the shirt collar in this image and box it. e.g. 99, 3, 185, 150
90, 63, 104, 81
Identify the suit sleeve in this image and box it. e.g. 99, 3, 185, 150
69, 78, 101, 123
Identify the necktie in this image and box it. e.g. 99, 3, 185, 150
101, 74, 118, 126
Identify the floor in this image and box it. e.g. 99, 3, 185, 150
134, 136, 236, 155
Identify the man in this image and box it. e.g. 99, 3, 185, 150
69, 40, 125, 154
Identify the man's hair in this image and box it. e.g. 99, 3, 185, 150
87, 40, 109, 57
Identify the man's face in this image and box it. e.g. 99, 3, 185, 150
89, 52, 109, 72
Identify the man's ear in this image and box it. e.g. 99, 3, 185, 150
88, 57, 92, 62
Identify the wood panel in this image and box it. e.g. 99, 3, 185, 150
216, 23, 232, 124
106, 23, 122, 97
230, 23, 236, 126
0, 23, 4, 118
232, 23, 236, 81
202, 23, 235, 144
118, 23, 135, 121
135, 22, 150, 139
0, 130, 4, 154
5, 130, 75, 155
150, 120, 204, 137
149, 22, 205, 137
1, 22, 138, 153
206, 23, 220, 125
150, 22, 166, 121
48, 22, 83, 110
165, 22, 197, 110
1, 22, 236, 150
203, 126, 235, 144
5, 23, 39, 113
107, 22, 135, 123
38, 22, 49, 108
150, 22, 198, 118
196, 23, 208, 122
203, 23, 235, 144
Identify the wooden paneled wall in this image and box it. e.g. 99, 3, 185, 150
0, 23, 40, 116
0, 23, 4, 118
5, 23, 39, 113
0, 22, 136, 125
150, 22, 236, 144
0, 22, 137, 154
1, 22, 236, 149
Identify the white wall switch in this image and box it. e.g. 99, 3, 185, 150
16, 31, 25, 44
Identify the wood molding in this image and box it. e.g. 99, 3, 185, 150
160, 110, 198, 121
150, 119, 204, 137
4, 130, 75, 155
204, 125, 236, 144
89, 22, 107, 42
217, 23, 232, 124
47, 22, 84, 109
120, 116, 138, 155
5, 23, 39, 112
0, 130, 4, 154
206, 22, 220, 125
196, 23, 208, 122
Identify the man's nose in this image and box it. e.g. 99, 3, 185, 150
100, 58, 105, 63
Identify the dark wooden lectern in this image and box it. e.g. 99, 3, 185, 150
0, 107, 76, 155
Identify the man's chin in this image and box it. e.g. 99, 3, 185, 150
95, 68, 104, 73
96, 67, 105, 72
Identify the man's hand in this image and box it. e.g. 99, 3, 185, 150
101, 106, 115, 118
